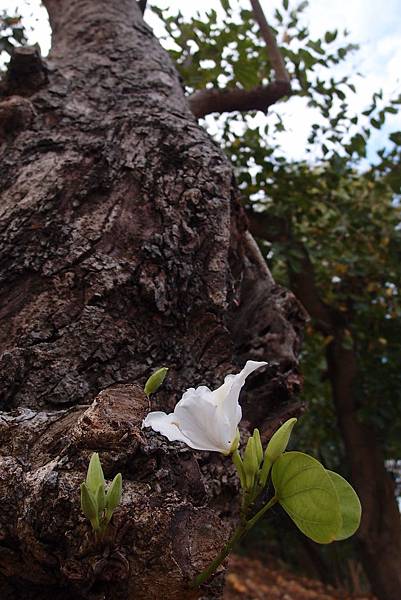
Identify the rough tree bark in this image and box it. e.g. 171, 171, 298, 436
247, 209, 401, 600
0, 2, 304, 599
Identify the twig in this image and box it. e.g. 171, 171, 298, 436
249, 0, 290, 83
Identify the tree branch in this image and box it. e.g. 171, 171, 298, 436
249, 0, 290, 83
189, 80, 290, 119
137, 0, 147, 15
188, 0, 291, 118
0, 46, 48, 97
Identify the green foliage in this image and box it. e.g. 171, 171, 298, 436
0, 11, 26, 63
327, 471, 361, 540
144, 367, 168, 396
272, 452, 342, 544
80, 453, 122, 537
152, 0, 359, 146
233, 422, 360, 547
197, 422, 361, 587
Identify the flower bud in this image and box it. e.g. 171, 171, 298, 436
144, 367, 168, 396
243, 437, 259, 490
253, 428, 263, 465
86, 452, 105, 495
259, 418, 297, 487
80, 482, 99, 531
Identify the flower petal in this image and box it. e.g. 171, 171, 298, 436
142, 411, 192, 445
142, 407, 228, 452
220, 360, 267, 428
174, 386, 232, 452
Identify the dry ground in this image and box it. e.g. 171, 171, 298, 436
224, 556, 376, 600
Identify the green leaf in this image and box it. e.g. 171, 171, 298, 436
106, 473, 123, 513
325, 30, 338, 44
144, 367, 168, 396
272, 452, 341, 544
389, 131, 401, 146
219, 0, 231, 13
265, 418, 297, 463
327, 471, 361, 540
297, 0, 308, 11
80, 483, 99, 531
233, 62, 259, 90
86, 452, 105, 495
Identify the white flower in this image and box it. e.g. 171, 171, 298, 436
142, 360, 267, 454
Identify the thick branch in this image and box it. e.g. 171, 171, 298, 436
188, 0, 290, 117
138, 0, 147, 14
189, 80, 290, 119
249, 0, 290, 83
0, 46, 47, 97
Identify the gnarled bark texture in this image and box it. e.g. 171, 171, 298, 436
0, 1, 305, 598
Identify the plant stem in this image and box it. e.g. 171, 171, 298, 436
191, 495, 278, 588
192, 521, 247, 588
247, 494, 278, 528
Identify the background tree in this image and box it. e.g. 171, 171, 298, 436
0, 1, 304, 599
152, 1, 401, 598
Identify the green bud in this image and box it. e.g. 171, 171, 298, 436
96, 483, 106, 514
259, 418, 297, 487
144, 367, 168, 396
265, 418, 297, 464
86, 452, 105, 496
80, 482, 99, 531
259, 456, 272, 488
232, 449, 246, 489
253, 428, 263, 465
243, 437, 259, 490
105, 473, 123, 522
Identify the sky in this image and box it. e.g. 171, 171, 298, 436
3, 0, 401, 161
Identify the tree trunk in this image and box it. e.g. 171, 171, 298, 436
0, 1, 304, 598
327, 337, 401, 600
